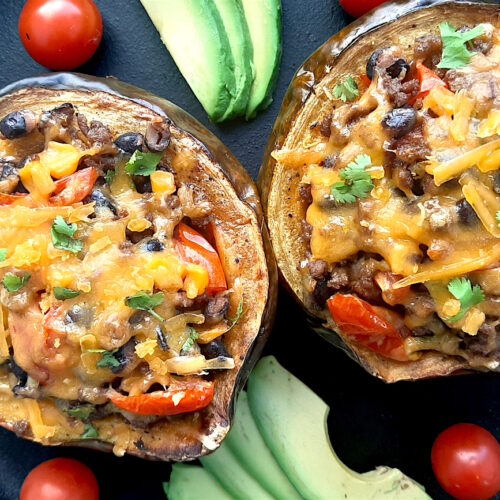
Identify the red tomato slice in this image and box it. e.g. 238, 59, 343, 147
327, 293, 408, 361
411, 62, 448, 103
49, 167, 99, 206
42, 306, 66, 348
339, 0, 388, 18
175, 222, 227, 296
21, 458, 99, 500
432, 423, 500, 500
109, 381, 214, 416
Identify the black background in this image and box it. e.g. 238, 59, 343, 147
0, 1, 499, 499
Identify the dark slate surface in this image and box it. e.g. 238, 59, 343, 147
0, 1, 498, 499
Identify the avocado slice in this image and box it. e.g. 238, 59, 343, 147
200, 436, 274, 500
164, 464, 232, 500
248, 357, 431, 500
226, 391, 301, 499
241, 0, 283, 119
141, 0, 236, 122
213, 0, 254, 120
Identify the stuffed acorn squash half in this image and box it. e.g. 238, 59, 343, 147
260, 0, 500, 381
0, 74, 276, 460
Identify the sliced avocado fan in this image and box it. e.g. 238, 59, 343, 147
141, 0, 236, 122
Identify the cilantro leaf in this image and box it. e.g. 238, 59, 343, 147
0, 249, 7, 262
330, 155, 374, 204
437, 23, 484, 69
52, 216, 83, 254
105, 168, 116, 186
125, 291, 165, 322
447, 277, 485, 322
125, 150, 163, 176
81, 424, 99, 439
181, 327, 199, 354
96, 350, 120, 369
333, 76, 359, 103
54, 287, 80, 300
2, 273, 31, 293
66, 405, 94, 421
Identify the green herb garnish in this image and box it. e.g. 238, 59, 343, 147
447, 278, 485, 322
437, 22, 484, 69
51, 216, 83, 254
54, 287, 81, 300
81, 424, 99, 439
181, 327, 199, 354
226, 296, 244, 333
2, 273, 31, 293
0, 249, 7, 262
125, 150, 163, 176
125, 291, 165, 322
105, 168, 116, 186
86, 348, 120, 369
333, 76, 359, 103
66, 405, 94, 421
330, 154, 374, 204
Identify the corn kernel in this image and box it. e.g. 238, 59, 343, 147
443, 299, 461, 317
147, 255, 184, 290
20, 160, 55, 198
151, 171, 176, 195
462, 308, 486, 336
40, 142, 81, 179
135, 339, 157, 358
89, 236, 112, 254
183, 264, 209, 299
127, 218, 152, 232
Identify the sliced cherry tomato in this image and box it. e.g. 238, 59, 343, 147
0, 193, 34, 207
339, 0, 388, 18
19, 0, 103, 70
327, 293, 408, 361
20, 458, 99, 500
374, 272, 411, 306
412, 62, 448, 103
49, 167, 99, 206
109, 381, 214, 416
175, 222, 227, 296
359, 73, 372, 90
432, 423, 500, 500
42, 306, 66, 348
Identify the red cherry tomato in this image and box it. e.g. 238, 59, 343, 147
431, 423, 500, 500
19, 0, 103, 70
339, 0, 388, 18
20, 458, 99, 500
49, 167, 99, 206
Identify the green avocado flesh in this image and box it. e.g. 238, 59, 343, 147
167, 356, 429, 499
164, 464, 232, 500
248, 357, 430, 500
241, 0, 283, 119
212, 0, 254, 119
141, 0, 235, 122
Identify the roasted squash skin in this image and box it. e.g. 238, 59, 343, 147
259, 0, 500, 382
0, 73, 277, 460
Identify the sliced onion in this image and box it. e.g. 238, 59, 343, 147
166, 354, 234, 375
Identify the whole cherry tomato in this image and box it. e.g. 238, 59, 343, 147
20, 458, 99, 500
339, 0, 388, 18
19, 0, 103, 70
431, 423, 500, 500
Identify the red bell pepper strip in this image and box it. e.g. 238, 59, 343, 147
327, 293, 408, 362
0, 193, 34, 207
109, 381, 214, 416
412, 62, 448, 103
359, 74, 371, 89
49, 167, 99, 206
175, 222, 227, 296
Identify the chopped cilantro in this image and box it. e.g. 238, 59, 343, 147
86, 348, 120, 369
330, 154, 374, 204
105, 168, 116, 186
437, 23, 484, 69
81, 424, 99, 439
51, 216, 83, 254
0, 249, 7, 262
125, 291, 165, 322
125, 150, 163, 176
66, 405, 94, 421
2, 273, 31, 293
181, 327, 199, 354
54, 287, 80, 300
447, 277, 485, 322
333, 76, 359, 102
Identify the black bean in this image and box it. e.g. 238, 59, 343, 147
456, 199, 479, 226
133, 176, 152, 194
90, 189, 118, 215
386, 58, 410, 79
312, 279, 331, 308
0, 161, 17, 181
0, 111, 35, 139
382, 107, 417, 138
145, 121, 171, 152
126, 225, 154, 244
366, 49, 384, 80
66, 305, 92, 328
156, 326, 168, 351
114, 132, 144, 154
111, 338, 137, 374
200, 340, 229, 360
128, 311, 148, 326
145, 238, 165, 252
